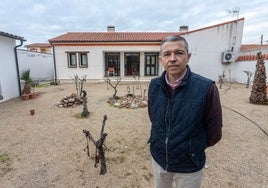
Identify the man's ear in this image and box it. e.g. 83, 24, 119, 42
188, 53, 191, 59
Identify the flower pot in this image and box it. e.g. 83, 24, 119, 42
22, 94, 30, 100
30, 93, 37, 99
30, 109, 35, 115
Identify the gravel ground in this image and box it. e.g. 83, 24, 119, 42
0, 81, 267, 188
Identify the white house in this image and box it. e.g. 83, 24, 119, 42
234, 44, 268, 84
0, 31, 26, 103
49, 18, 245, 83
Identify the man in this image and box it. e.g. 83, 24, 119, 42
148, 35, 222, 188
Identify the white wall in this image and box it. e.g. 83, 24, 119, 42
17, 50, 54, 81
232, 60, 268, 85
186, 19, 244, 82
0, 36, 20, 103
232, 45, 268, 85
54, 45, 160, 80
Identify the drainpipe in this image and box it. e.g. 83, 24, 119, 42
14, 39, 25, 96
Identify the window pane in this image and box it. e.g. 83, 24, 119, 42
151, 67, 155, 74
146, 67, 150, 75
146, 56, 150, 64
152, 56, 155, 64
70, 54, 76, 65
80, 54, 88, 67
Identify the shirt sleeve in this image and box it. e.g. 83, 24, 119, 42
204, 83, 223, 147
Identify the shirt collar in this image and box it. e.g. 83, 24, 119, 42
165, 69, 187, 90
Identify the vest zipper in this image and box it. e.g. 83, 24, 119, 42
165, 97, 172, 171
165, 137, 169, 170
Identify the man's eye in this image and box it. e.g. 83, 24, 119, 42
175, 51, 184, 55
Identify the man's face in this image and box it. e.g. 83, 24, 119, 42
159, 41, 191, 78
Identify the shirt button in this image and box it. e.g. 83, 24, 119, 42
191, 153, 195, 157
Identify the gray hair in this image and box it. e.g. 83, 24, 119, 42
160, 35, 189, 54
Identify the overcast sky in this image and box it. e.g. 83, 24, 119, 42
0, 0, 267, 45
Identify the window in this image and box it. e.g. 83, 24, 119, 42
67, 53, 77, 68
124, 53, 140, 76
41, 48, 47, 53
79, 53, 88, 68
105, 53, 120, 76
66, 52, 89, 68
145, 53, 159, 76
30, 48, 37, 52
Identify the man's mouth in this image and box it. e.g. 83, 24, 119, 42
167, 65, 179, 68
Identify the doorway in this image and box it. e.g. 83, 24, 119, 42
124, 53, 140, 76
105, 52, 120, 76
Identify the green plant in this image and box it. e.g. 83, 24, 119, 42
20, 69, 32, 94
0, 153, 12, 177
0, 154, 9, 163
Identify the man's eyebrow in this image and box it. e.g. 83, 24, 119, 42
163, 49, 186, 53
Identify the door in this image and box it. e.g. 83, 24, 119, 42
105, 53, 120, 76
124, 53, 140, 76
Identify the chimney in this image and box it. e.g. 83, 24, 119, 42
179, 25, 189, 32
107, 26, 115, 32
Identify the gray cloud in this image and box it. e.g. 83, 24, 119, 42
0, 0, 267, 45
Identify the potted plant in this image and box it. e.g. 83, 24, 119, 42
29, 109, 35, 115
20, 69, 32, 100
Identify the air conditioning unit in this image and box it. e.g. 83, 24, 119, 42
222, 51, 234, 64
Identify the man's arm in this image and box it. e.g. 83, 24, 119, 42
204, 83, 223, 147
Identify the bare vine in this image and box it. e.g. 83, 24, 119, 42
104, 77, 121, 98
73, 74, 87, 96
83, 115, 108, 175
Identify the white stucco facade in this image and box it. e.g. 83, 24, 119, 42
53, 44, 161, 80
185, 19, 244, 82
0, 36, 20, 103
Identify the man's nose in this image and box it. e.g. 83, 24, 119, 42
169, 53, 176, 61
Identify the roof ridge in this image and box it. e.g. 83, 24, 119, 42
49, 18, 245, 43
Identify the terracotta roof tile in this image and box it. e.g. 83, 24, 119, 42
49, 32, 180, 43
240, 44, 268, 51
49, 18, 244, 44
236, 53, 268, 62
25, 43, 51, 48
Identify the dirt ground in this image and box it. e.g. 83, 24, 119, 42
0, 81, 267, 188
